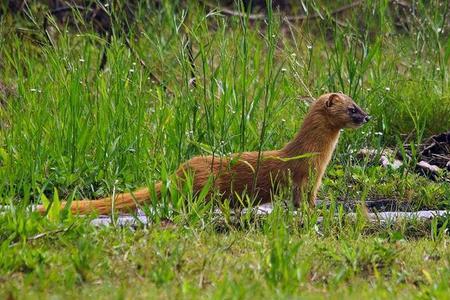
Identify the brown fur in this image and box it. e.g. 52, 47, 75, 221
36, 93, 369, 215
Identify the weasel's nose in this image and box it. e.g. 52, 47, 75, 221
364, 115, 371, 123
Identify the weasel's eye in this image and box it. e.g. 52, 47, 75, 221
349, 108, 357, 114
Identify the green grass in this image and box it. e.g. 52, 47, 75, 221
1, 210, 449, 299
0, 1, 449, 298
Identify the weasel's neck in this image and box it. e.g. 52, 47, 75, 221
280, 111, 341, 162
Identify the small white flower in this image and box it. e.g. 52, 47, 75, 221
307, 45, 312, 50
366, 88, 371, 91
385, 87, 390, 91
375, 132, 383, 136
281, 68, 287, 72
129, 69, 135, 73
281, 118, 286, 122
436, 67, 441, 71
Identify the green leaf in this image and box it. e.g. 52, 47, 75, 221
188, 140, 212, 154
47, 188, 61, 222
265, 152, 318, 162
0, 147, 9, 166
40, 190, 50, 212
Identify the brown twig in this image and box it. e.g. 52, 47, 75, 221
391, 0, 411, 9
187, 37, 197, 88
43, 4, 87, 48
43, 3, 173, 95
124, 37, 174, 96
283, 0, 364, 21
202, 0, 365, 22
27, 227, 69, 241
9, 225, 74, 248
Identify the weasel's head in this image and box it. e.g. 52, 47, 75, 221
316, 93, 370, 129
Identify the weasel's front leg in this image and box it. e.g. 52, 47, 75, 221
292, 184, 301, 208
292, 176, 317, 209
292, 175, 308, 208
307, 189, 317, 208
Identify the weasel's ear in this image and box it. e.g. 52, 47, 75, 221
325, 93, 339, 108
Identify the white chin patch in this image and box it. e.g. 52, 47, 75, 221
347, 123, 363, 129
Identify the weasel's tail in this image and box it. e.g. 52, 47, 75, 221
36, 182, 161, 215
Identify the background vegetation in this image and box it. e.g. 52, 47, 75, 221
0, 1, 449, 298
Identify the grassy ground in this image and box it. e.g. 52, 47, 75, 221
0, 1, 449, 298
1, 214, 449, 299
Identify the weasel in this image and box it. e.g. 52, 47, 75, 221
36, 93, 370, 215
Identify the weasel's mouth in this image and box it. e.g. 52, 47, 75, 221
352, 115, 371, 125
